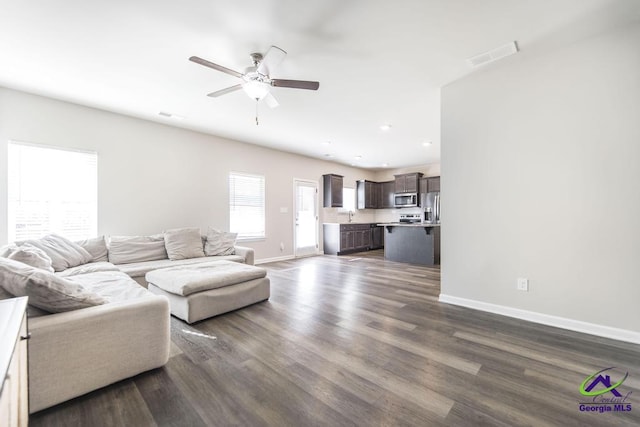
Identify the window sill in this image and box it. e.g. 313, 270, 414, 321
237, 237, 266, 243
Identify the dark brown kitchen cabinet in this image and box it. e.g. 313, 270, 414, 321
380, 181, 395, 208
420, 176, 441, 198
323, 174, 343, 207
420, 177, 428, 197
323, 223, 377, 255
357, 180, 379, 209
394, 172, 423, 193
427, 176, 440, 192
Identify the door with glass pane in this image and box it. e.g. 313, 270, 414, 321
294, 179, 319, 257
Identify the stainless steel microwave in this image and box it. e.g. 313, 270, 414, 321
394, 193, 418, 207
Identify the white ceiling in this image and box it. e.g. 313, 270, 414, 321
1, 0, 639, 169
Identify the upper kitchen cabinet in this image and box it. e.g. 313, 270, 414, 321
420, 176, 441, 196
380, 180, 395, 208
394, 172, 423, 193
323, 174, 343, 208
427, 176, 440, 192
357, 180, 380, 209
420, 177, 428, 196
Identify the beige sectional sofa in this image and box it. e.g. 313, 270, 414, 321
119, 246, 254, 286
0, 229, 256, 413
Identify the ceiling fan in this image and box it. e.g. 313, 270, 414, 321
189, 46, 320, 109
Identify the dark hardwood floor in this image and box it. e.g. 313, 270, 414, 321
31, 251, 640, 426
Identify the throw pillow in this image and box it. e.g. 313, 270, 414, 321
204, 227, 237, 256
0, 257, 106, 313
0, 244, 18, 258
18, 234, 93, 272
108, 234, 168, 265
75, 236, 109, 262
164, 227, 205, 260
6, 243, 54, 272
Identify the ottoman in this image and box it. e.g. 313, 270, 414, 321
145, 260, 270, 323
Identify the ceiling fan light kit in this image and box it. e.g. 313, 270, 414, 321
189, 45, 319, 124
242, 80, 270, 100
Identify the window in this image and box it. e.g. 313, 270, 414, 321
8, 142, 97, 241
229, 172, 265, 239
339, 187, 356, 212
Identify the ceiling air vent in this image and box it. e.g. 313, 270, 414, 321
467, 41, 519, 68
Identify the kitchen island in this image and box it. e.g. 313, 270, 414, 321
378, 223, 440, 266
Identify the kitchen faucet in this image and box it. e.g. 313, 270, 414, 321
348, 210, 355, 223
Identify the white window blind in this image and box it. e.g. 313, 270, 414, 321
8, 142, 98, 242
229, 172, 265, 239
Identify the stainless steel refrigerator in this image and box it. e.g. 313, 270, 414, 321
421, 192, 440, 223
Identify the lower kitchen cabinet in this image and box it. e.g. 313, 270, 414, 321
323, 223, 381, 255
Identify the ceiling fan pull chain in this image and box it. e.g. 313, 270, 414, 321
255, 99, 259, 126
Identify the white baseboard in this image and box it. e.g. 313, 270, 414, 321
439, 294, 640, 345
255, 255, 295, 265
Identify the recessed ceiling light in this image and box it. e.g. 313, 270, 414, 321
380, 124, 392, 131
382, 163, 389, 167
422, 141, 433, 147
354, 155, 362, 160
158, 111, 185, 120
322, 141, 332, 146
324, 153, 333, 158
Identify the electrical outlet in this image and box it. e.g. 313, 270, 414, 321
517, 278, 529, 291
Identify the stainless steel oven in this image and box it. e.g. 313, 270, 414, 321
394, 192, 418, 208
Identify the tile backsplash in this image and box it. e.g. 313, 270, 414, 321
322, 207, 421, 224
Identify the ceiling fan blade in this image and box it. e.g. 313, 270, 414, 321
257, 46, 287, 76
189, 56, 243, 79
271, 79, 320, 90
207, 84, 242, 97
264, 92, 279, 109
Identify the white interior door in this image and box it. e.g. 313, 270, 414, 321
294, 179, 319, 257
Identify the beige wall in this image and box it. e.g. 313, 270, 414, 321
0, 87, 376, 261
441, 22, 640, 334
373, 163, 440, 182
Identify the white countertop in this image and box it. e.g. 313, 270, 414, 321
323, 222, 377, 225
377, 222, 440, 227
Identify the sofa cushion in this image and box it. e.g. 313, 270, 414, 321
75, 236, 109, 262
55, 261, 120, 277
5, 243, 55, 272
18, 234, 93, 272
145, 260, 267, 296
0, 257, 106, 313
66, 270, 152, 302
108, 234, 168, 265
116, 255, 244, 278
164, 227, 205, 260
204, 228, 237, 256
0, 244, 18, 258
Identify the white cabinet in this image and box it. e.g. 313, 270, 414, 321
0, 297, 29, 427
